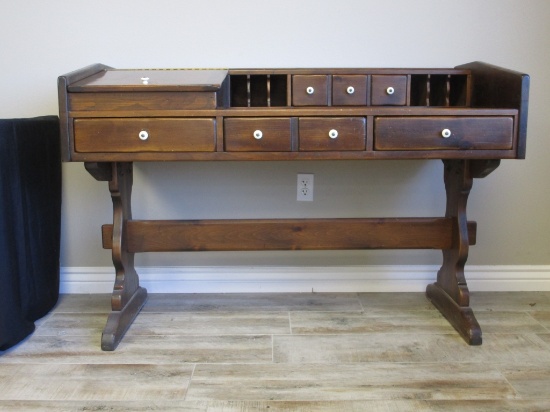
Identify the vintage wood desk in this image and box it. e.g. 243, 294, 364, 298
58, 62, 529, 350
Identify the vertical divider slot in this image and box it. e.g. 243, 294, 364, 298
270, 75, 288, 107
410, 75, 429, 106
429, 75, 449, 106
449, 75, 468, 106
250, 75, 268, 107
229, 75, 248, 107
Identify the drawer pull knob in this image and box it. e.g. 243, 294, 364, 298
386, 86, 395, 95
441, 128, 452, 138
253, 130, 263, 140
306, 86, 315, 95
138, 130, 149, 141
346, 86, 355, 95
329, 129, 339, 139
141, 77, 149, 85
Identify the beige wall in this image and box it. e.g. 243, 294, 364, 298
1, 0, 549, 270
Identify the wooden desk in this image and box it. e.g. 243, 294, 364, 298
58, 62, 529, 350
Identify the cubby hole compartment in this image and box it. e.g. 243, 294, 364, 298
250, 75, 268, 107
410, 74, 468, 107
269, 75, 288, 106
429, 75, 448, 106
410, 75, 429, 106
230, 75, 248, 107
449, 75, 468, 106
229, 74, 288, 107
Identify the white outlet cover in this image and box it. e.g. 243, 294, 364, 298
297, 173, 314, 201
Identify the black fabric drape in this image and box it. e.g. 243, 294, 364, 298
0, 116, 61, 351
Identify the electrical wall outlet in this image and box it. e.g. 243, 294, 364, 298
297, 173, 314, 201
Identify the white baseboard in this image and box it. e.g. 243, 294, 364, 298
59, 265, 550, 294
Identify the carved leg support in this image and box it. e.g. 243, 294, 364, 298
85, 162, 147, 351
426, 159, 500, 345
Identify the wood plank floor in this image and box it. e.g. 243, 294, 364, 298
1, 292, 550, 411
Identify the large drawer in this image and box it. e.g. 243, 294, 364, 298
74, 118, 216, 152
299, 117, 366, 151
374, 117, 514, 150
224, 118, 292, 151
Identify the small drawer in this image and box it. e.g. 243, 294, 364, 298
332, 75, 368, 106
224, 118, 292, 151
374, 116, 514, 150
299, 117, 366, 151
74, 118, 216, 152
371, 75, 407, 106
292, 75, 328, 106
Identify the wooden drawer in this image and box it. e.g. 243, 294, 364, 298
374, 117, 514, 150
299, 117, 366, 151
292, 75, 329, 106
371, 75, 407, 106
69, 92, 219, 111
74, 118, 216, 153
68, 69, 228, 111
224, 118, 292, 151
332, 75, 368, 106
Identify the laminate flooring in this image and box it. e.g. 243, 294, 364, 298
1, 292, 550, 411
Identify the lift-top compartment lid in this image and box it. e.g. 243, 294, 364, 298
68, 69, 228, 92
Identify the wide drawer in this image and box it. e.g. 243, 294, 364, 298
69, 92, 220, 111
299, 117, 366, 151
374, 117, 514, 150
74, 118, 216, 152
224, 118, 292, 151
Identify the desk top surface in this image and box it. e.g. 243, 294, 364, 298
68, 69, 229, 92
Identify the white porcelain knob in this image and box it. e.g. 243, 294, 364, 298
441, 129, 452, 138
329, 129, 338, 139
253, 130, 263, 140
306, 86, 315, 95
141, 77, 149, 85
386, 86, 395, 95
138, 130, 149, 140
347, 86, 355, 95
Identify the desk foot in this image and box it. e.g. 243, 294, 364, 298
426, 283, 481, 345
101, 286, 147, 351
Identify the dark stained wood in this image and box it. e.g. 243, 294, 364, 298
374, 116, 514, 151
292, 75, 329, 106
456, 61, 530, 158
84, 162, 112, 181
371, 75, 408, 106
74, 118, 216, 153
58, 62, 529, 349
224, 118, 292, 152
332, 75, 369, 106
102, 162, 147, 351
68, 106, 518, 119
69, 92, 219, 111
58, 63, 113, 161
69, 149, 519, 163
425, 159, 498, 345
68, 69, 228, 92
298, 117, 366, 151
100, 218, 478, 253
